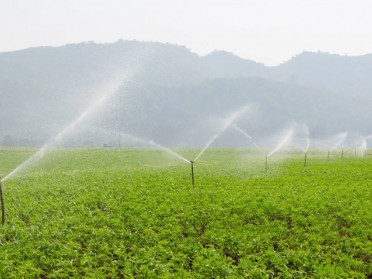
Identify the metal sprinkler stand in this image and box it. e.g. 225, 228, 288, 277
0, 180, 4, 225
265, 154, 268, 174
304, 152, 307, 168
190, 161, 195, 187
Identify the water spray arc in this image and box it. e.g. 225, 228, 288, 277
286, 133, 310, 168
310, 138, 332, 161
1, 76, 129, 183
188, 105, 250, 185
231, 124, 269, 174
193, 105, 250, 163
232, 124, 297, 173
329, 132, 348, 153
125, 132, 198, 186
97, 127, 191, 164
267, 129, 294, 158
289, 124, 310, 168
265, 128, 294, 173
86, 127, 196, 186
349, 135, 368, 158
361, 138, 367, 157
320, 132, 348, 162
123, 133, 196, 185
232, 124, 263, 153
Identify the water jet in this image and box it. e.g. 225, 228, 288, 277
188, 106, 250, 185
350, 135, 368, 157
329, 132, 348, 155
261, 128, 294, 174
91, 127, 195, 185
193, 105, 250, 163
1, 75, 130, 182
232, 124, 263, 153
267, 128, 294, 158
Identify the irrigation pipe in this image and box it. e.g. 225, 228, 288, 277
0, 180, 5, 225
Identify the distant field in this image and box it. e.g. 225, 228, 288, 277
0, 148, 371, 278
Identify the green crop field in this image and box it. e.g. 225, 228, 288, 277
0, 148, 371, 278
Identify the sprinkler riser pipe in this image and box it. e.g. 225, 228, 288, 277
190, 161, 195, 187
0, 181, 4, 225
304, 153, 307, 168
265, 154, 268, 174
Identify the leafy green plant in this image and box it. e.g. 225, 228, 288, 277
0, 148, 371, 277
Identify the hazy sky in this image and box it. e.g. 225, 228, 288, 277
1, 0, 372, 65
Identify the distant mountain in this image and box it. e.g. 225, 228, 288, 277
200, 51, 269, 79
0, 41, 371, 146
275, 51, 372, 93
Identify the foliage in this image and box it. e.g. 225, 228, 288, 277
0, 148, 371, 278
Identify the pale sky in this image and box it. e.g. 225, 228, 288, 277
1, 0, 372, 66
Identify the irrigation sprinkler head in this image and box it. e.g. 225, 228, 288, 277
304, 152, 308, 168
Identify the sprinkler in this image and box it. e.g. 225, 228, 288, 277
304, 152, 307, 168
0, 180, 4, 225
342, 149, 344, 159
190, 161, 195, 187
